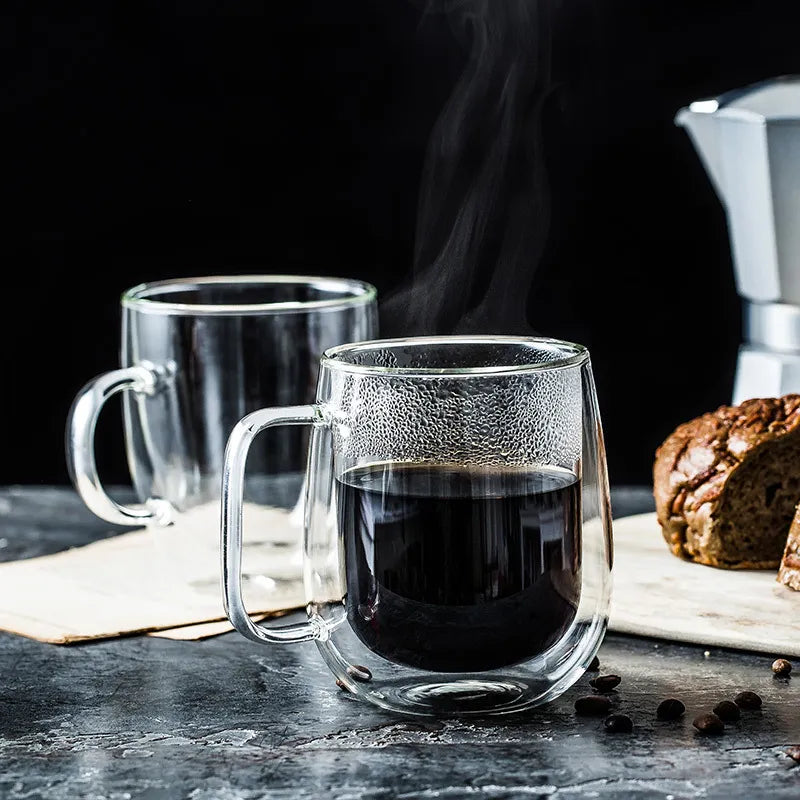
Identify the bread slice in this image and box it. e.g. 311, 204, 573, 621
653, 395, 800, 569
778, 508, 800, 590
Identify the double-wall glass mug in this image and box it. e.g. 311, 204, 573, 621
222, 336, 612, 716
67, 275, 378, 602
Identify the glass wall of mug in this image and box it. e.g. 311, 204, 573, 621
222, 336, 612, 716
67, 275, 378, 602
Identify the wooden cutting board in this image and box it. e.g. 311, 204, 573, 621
609, 512, 800, 657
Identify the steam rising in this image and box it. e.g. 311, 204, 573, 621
384, 0, 552, 336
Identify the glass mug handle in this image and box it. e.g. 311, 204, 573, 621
66, 364, 171, 526
221, 406, 323, 645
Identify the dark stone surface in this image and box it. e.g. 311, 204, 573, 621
0, 487, 798, 800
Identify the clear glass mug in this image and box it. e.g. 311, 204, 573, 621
67, 275, 378, 598
222, 336, 612, 716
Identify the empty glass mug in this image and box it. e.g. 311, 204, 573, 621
67, 275, 378, 599
222, 336, 612, 716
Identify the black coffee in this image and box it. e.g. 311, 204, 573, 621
338, 463, 581, 672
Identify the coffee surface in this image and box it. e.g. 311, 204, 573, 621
338, 463, 582, 672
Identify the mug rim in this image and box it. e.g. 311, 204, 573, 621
121, 275, 378, 315
321, 335, 589, 377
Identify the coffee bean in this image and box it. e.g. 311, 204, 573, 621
574, 695, 612, 716
335, 679, 350, 693
604, 714, 633, 733
588, 655, 600, 671
712, 700, 741, 722
590, 674, 621, 692
693, 713, 724, 735
772, 658, 792, 677
734, 691, 762, 710
346, 664, 372, 682
656, 698, 686, 720
786, 745, 800, 763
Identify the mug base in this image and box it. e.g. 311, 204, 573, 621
397, 678, 527, 714
357, 674, 557, 717
317, 616, 607, 718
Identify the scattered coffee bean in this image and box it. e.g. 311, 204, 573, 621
693, 713, 724, 735
786, 745, 800, 764
772, 658, 792, 677
713, 700, 741, 722
656, 698, 686, 721
590, 674, 621, 692
346, 664, 372, 682
604, 714, 633, 733
734, 691, 762, 710
335, 679, 350, 693
574, 695, 612, 716
588, 655, 600, 671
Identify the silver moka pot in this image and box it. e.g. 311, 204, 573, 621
677, 76, 800, 403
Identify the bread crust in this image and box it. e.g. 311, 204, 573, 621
653, 395, 800, 569
778, 509, 800, 590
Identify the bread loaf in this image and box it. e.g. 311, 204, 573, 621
779, 509, 800, 590
653, 395, 800, 569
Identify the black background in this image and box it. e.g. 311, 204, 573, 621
13, 1, 800, 488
